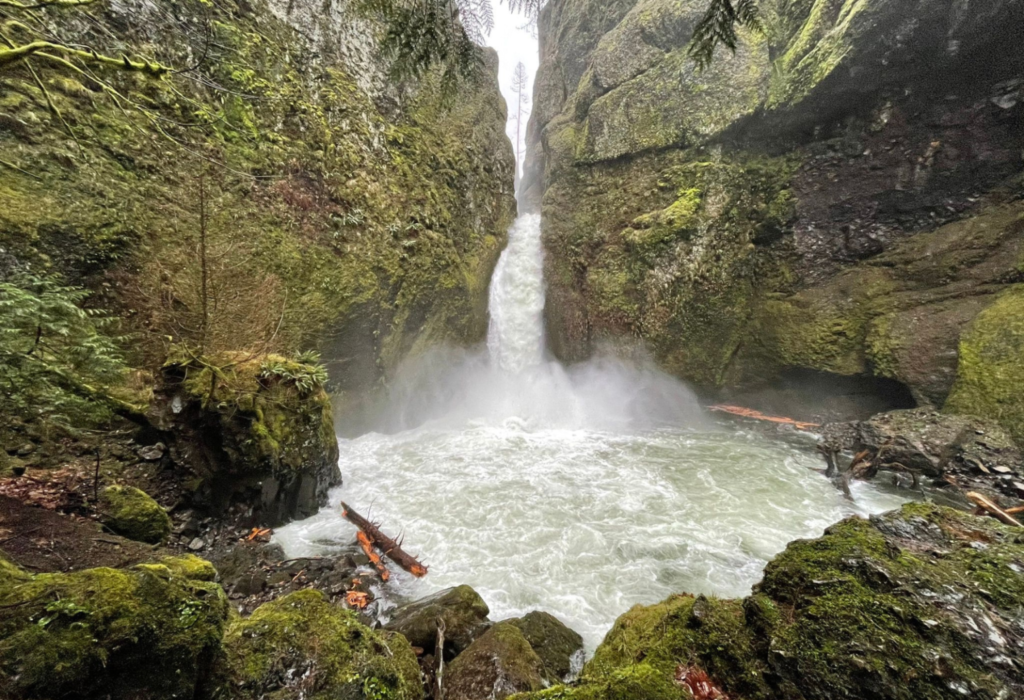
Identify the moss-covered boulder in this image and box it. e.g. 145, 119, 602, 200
385, 585, 491, 660
156, 351, 341, 525
222, 589, 422, 700
516, 503, 1024, 700
446, 621, 546, 700
98, 484, 173, 544
946, 285, 1024, 445
510, 611, 584, 683
0, 555, 228, 700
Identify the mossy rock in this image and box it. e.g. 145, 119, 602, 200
946, 285, 1024, 445
99, 484, 172, 544
385, 585, 490, 660
0, 557, 228, 699
510, 611, 584, 683
159, 351, 341, 525
517, 503, 1024, 699
445, 621, 546, 700
222, 589, 422, 700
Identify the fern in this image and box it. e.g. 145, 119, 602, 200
688, 0, 763, 69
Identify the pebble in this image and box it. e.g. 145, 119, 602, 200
188, 537, 205, 551
138, 442, 166, 462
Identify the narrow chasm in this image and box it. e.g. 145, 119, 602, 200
3, 1, 1024, 700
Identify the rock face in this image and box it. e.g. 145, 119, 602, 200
156, 351, 340, 526
445, 621, 546, 700
0, 0, 516, 418
0, 556, 229, 699
98, 485, 173, 544
516, 503, 1024, 700
525, 0, 1024, 438
222, 589, 423, 700
510, 611, 584, 683
385, 585, 491, 660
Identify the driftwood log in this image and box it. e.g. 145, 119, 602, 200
966, 492, 1023, 528
356, 531, 390, 581
343, 502, 428, 577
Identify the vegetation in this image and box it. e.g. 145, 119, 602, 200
0, 274, 134, 444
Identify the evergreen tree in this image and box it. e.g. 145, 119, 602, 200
510, 62, 530, 175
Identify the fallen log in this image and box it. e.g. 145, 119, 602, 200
356, 531, 391, 581
966, 491, 1023, 528
343, 502, 428, 577
708, 405, 820, 431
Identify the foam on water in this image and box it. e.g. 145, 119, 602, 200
275, 213, 908, 650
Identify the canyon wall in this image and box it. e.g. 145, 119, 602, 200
0, 0, 516, 407
524, 0, 1024, 437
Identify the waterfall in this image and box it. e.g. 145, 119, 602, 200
487, 213, 546, 372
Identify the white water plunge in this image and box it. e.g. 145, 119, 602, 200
276, 213, 907, 650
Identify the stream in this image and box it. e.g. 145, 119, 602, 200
275, 213, 909, 650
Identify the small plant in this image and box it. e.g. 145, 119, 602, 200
259, 358, 329, 394
37, 598, 90, 628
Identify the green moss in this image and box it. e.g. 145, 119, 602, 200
99, 484, 172, 544
518, 504, 1024, 700
0, 561, 228, 699
446, 621, 546, 699
946, 285, 1024, 444
160, 554, 218, 582
172, 350, 337, 475
222, 589, 422, 700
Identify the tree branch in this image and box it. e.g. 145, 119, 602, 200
0, 40, 169, 75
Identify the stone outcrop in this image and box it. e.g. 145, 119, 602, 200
154, 351, 340, 526
511, 611, 584, 684
525, 0, 1024, 438
385, 585, 492, 660
515, 503, 1024, 700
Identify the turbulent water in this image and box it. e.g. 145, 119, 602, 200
276, 213, 908, 650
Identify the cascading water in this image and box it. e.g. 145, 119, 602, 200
275, 213, 908, 650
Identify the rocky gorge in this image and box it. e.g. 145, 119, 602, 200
3, 1, 1024, 700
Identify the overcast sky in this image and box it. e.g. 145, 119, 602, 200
485, 4, 540, 176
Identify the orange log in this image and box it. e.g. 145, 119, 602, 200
343, 502, 428, 578
357, 530, 391, 581
708, 405, 820, 431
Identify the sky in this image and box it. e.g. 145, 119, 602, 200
485, 4, 540, 177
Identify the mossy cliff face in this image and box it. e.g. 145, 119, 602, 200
513, 503, 1024, 700
0, 555, 229, 699
526, 0, 1024, 435
155, 351, 341, 525
0, 0, 515, 404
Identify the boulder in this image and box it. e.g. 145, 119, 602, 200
510, 611, 584, 683
0, 555, 228, 700
154, 351, 341, 526
221, 589, 422, 700
385, 585, 490, 660
823, 408, 1024, 500
98, 484, 172, 544
444, 621, 546, 700
517, 503, 1024, 700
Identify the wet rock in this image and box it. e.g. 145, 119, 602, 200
232, 571, 267, 598
0, 555, 228, 699
221, 589, 421, 700
518, 502, 1024, 700
98, 485, 172, 544
444, 621, 546, 700
385, 585, 490, 659
510, 611, 584, 683
843, 409, 1023, 497
15, 443, 35, 457
152, 351, 340, 527
137, 442, 165, 461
